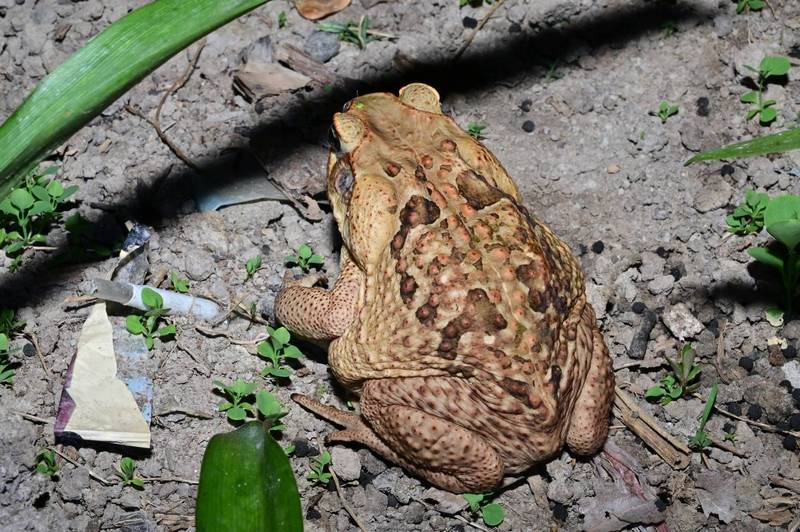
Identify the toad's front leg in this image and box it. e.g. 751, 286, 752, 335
274, 251, 364, 341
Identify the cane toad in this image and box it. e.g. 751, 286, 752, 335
277, 83, 614, 493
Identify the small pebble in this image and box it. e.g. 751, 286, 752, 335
631, 302, 646, 314
706, 318, 719, 337
747, 404, 763, 421
669, 266, 683, 281
784, 345, 797, 359
739, 356, 754, 372
723, 422, 735, 433
655, 246, 669, 258
522, 120, 535, 133
696, 96, 710, 117
783, 435, 797, 451
305, 507, 322, 521
519, 99, 533, 112
790, 414, 800, 430
591, 240, 605, 254
578, 243, 588, 256
655, 497, 668, 511
780, 379, 794, 393
463, 16, 477, 28
552, 502, 568, 522
726, 402, 742, 416
793, 388, 800, 406
720, 164, 734, 177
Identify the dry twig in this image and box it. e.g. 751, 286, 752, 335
50, 447, 113, 485
24, 332, 50, 381
455, 0, 507, 60
124, 41, 206, 170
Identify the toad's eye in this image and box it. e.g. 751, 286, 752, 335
328, 125, 341, 153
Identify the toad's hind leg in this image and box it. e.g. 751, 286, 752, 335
566, 306, 615, 455
293, 378, 504, 493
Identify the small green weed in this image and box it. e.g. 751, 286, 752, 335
689, 384, 718, 450
466, 122, 487, 140
257, 326, 303, 380
308, 451, 332, 485
645, 344, 701, 405
278, 11, 287, 28
245, 255, 262, 281
169, 271, 189, 293
656, 100, 679, 123
662, 21, 679, 37
544, 60, 562, 82
724, 431, 737, 443
747, 194, 800, 316
125, 288, 176, 350
736, 0, 764, 13
35, 449, 59, 478
463, 493, 505, 527
0, 165, 77, 256
0, 333, 15, 385
285, 244, 324, 273
213, 379, 288, 429
741, 56, 791, 126
727, 190, 768, 235
116, 457, 145, 490
0, 308, 23, 337
318, 16, 390, 50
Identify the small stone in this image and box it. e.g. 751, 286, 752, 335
783, 360, 800, 388
726, 402, 742, 416
783, 435, 797, 451
422, 487, 468, 515
648, 275, 674, 295
747, 404, 763, 421
632, 302, 646, 314
780, 380, 794, 392
522, 120, 535, 133
519, 99, 532, 112
696, 96, 710, 117
720, 164, 735, 177
739, 357, 754, 372
508, 23, 522, 33
552, 501, 568, 521
693, 175, 733, 213
462, 16, 477, 28
784, 346, 797, 359
607, 164, 621, 174
713, 14, 733, 37
292, 438, 318, 458
790, 414, 800, 430
304, 31, 340, 63
662, 303, 704, 340
591, 240, 605, 254
330, 447, 361, 483
628, 310, 657, 360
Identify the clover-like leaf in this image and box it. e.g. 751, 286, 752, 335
482, 503, 505, 526
46, 180, 64, 197
227, 406, 247, 421
759, 107, 778, 125
282, 344, 303, 359
140, 287, 163, 310
126, 315, 145, 334
761, 56, 791, 78
269, 326, 291, 346
298, 244, 313, 259
10, 189, 34, 210
740, 91, 759, 104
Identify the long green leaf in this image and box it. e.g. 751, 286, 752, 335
686, 127, 800, 164
0, 0, 270, 198
196, 421, 302, 532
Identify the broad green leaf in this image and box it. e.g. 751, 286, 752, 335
765, 195, 800, 226
46, 180, 64, 197
227, 406, 247, 421
28, 200, 52, 216
767, 221, 800, 251
30, 185, 49, 201
761, 56, 791, 77
59, 185, 79, 201
141, 287, 163, 309
687, 127, 800, 164
218, 401, 234, 412
196, 421, 302, 532
0, 0, 271, 199
463, 493, 484, 513
298, 244, 312, 259
10, 189, 34, 210
760, 107, 778, 125
126, 316, 145, 334
307, 254, 324, 265
282, 345, 303, 359
270, 326, 291, 346
0, 197, 17, 216
5, 241, 24, 254
748, 246, 784, 270
265, 366, 292, 378
0, 334, 8, 350
157, 324, 177, 337
256, 390, 285, 419
257, 341, 275, 358
645, 386, 666, 398
482, 503, 505, 526
740, 91, 758, 104
144, 336, 154, 350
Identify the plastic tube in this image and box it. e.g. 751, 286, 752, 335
92, 279, 220, 321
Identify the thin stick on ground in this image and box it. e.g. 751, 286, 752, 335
141, 476, 198, 485
24, 332, 50, 381
453, 514, 491, 532
317, 439, 368, 532
124, 41, 206, 170
50, 447, 113, 485
454, 0, 507, 60
13, 411, 53, 424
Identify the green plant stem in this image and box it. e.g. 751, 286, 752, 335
0, 0, 270, 198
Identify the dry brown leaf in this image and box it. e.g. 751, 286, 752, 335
294, 0, 350, 20
751, 508, 794, 526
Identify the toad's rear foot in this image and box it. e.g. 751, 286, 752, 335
292, 389, 504, 493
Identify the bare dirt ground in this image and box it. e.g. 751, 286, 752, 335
2, 0, 800, 530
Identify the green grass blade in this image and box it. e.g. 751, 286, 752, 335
686, 127, 800, 164
0, 0, 270, 198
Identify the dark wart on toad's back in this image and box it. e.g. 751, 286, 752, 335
276, 83, 615, 493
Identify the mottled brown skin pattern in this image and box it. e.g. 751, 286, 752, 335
277, 83, 615, 493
